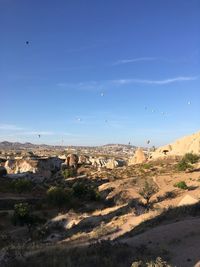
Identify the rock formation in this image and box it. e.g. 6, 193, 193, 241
89, 157, 125, 169
128, 148, 147, 165
3, 157, 64, 179
105, 159, 125, 169
65, 154, 79, 168
78, 155, 90, 165
152, 131, 200, 158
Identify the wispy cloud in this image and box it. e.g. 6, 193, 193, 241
113, 57, 156, 65
0, 124, 24, 131
0, 124, 78, 138
57, 75, 198, 92
112, 76, 198, 85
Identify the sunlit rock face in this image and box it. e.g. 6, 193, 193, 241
152, 131, 200, 159
78, 155, 90, 164
105, 159, 125, 169
4, 157, 64, 179
65, 154, 79, 168
128, 148, 147, 165
89, 157, 125, 169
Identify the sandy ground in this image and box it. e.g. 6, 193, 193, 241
121, 217, 200, 267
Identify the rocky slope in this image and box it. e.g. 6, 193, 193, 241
152, 131, 200, 158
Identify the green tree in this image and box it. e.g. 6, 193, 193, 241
72, 182, 100, 201
12, 203, 34, 232
46, 186, 71, 208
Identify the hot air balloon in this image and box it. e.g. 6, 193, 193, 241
76, 117, 82, 122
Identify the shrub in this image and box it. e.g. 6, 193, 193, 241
12, 202, 33, 231
176, 160, 192, 171
12, 202, 45, 234
46, 186, 71, 208
87, 187, 101, 201
141, 163, 153, 170
163, 191, 177, 199
9, 179, 33, 194
62, 168, 76, 178
72, 182, 100, 201
183, 153, 200, 164
177, 153, 199, 171
174, 181, 188, 190
139, 181, 158, 208
131, 257, 172, 267
72, 182, 87, 197
157, 191, 177, 202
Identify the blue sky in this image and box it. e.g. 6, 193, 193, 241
0, 0, 199, 146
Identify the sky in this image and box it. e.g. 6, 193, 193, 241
0, 0, 200, 147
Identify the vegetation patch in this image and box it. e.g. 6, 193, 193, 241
176, 160, 192, 171
12, 202, 45, 234
131, 257, 172, 267
183, 153, 200, 164
72, 181, 101, 201
62, 168, 76, 178
46, 186, 72, 208
139, 181, 158, 208
177, 153, 199, 171
9, 179, 33, 194
174, 181, 188, 190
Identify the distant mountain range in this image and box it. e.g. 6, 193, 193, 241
0, 141, 61, 150
0, 141, 137, 150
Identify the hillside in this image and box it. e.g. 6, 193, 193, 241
152, 131, 200, 158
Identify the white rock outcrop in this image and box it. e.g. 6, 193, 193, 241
152, 131, 200, 159
128, 148, 147, 165
4, 157, 64, 179
89, 157, 125, 169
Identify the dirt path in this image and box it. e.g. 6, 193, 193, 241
101, 210, 157, 241
121, 216, 200, 267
